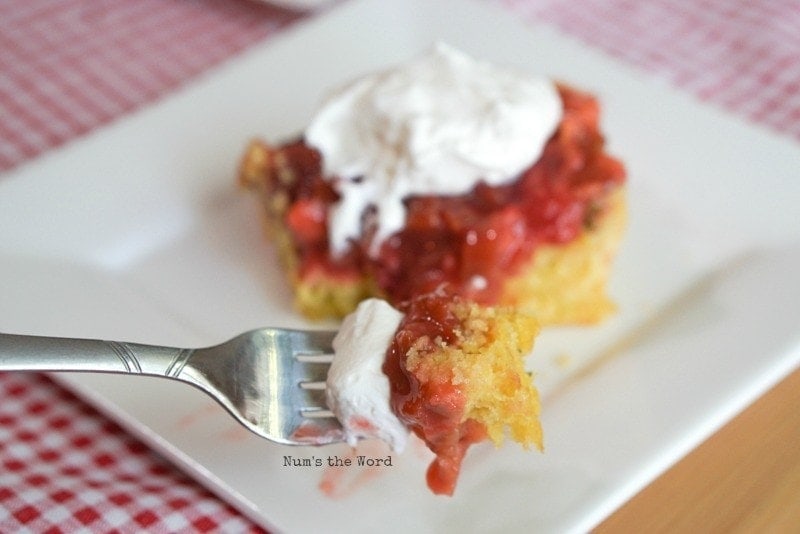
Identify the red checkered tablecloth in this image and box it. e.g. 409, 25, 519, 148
1, 0, 799, 531
0, 0, 305, 172
0, 373, 262, 533
504, 0, 800, 140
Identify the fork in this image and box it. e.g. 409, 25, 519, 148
0, 328, 344, 446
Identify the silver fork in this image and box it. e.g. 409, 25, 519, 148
0, 328, 344, 446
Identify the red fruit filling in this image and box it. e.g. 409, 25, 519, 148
269, 84, 625, 305
382, 288, 488, 495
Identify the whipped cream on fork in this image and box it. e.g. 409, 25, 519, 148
326, 298, 408, 451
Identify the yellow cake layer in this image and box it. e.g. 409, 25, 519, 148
405, 300, 543, 448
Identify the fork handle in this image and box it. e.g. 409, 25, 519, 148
0, 333, 192, 378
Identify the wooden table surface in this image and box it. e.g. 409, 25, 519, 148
597, 366, 800, 533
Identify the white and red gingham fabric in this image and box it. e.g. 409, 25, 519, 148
0, 373, 263, 533
504, 0, 800, 141
0, 0, 305, 173
1, 0, 799, 531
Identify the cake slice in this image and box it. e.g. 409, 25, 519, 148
238, 44, 626, 325
327, 289, 541, 496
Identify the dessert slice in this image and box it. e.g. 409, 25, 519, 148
327, 289, 541, 496
239, 44, 626, 324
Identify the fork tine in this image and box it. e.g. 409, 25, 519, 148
288, 329, 338, 422
299, 390, 333, 418
296, 360, 331, 385
292, 329, 335, 392
290, 329, 337, 357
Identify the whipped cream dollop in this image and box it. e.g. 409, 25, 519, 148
305, 42, 563, 255
326, 298, 408, 451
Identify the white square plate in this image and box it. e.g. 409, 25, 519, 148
2, 0, 799, 532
